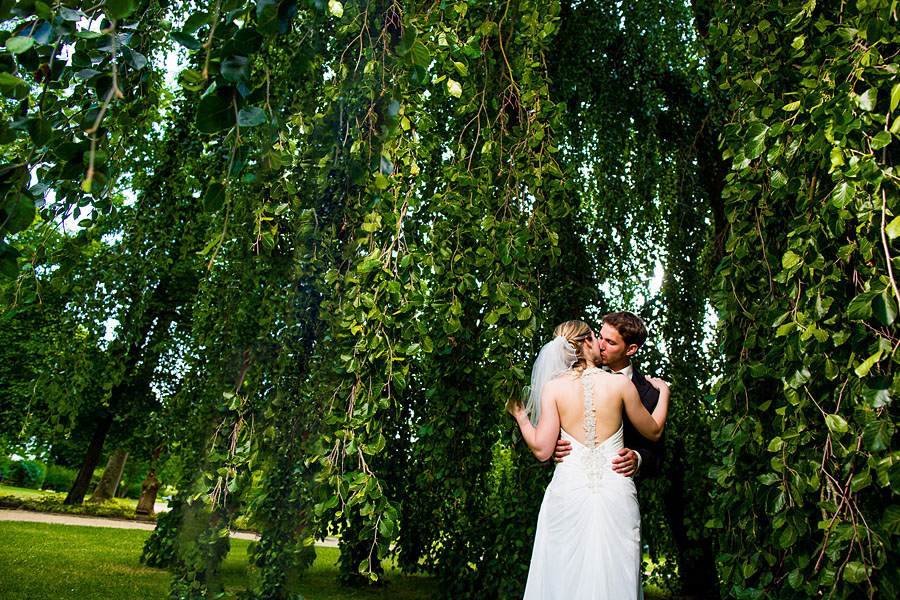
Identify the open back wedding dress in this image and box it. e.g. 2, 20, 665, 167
522, 368, 643, 599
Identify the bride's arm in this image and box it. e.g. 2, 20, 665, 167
622, 378, 669, 442
506, 383, 560, 462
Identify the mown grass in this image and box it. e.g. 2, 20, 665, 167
0, 520, 674, 599
0, 521, 438, 600
0, 484, 54, 499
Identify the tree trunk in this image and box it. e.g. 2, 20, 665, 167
663, 441, 720, 599
64, 415, 113, 505
135, 468, 161, 516
88, 447, 129, 504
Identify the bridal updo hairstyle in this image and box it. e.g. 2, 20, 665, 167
552, 320, 592, 369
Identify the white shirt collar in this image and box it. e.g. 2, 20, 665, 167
603, 363, 633, 379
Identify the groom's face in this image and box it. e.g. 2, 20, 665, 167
598, 323, 637, 369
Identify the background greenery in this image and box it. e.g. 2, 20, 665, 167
0, 0, 897, 599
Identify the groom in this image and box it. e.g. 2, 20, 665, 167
554, 311, 664, 477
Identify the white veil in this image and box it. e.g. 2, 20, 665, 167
522, 335, 578, 426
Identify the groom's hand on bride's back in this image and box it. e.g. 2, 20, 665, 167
611, 448, 638, 477
553, 438, 571, 462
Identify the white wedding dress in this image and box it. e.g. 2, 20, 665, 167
523, 368, 643, 599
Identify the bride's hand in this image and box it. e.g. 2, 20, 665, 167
646, 377, 669, 392
505, 395, 524, 418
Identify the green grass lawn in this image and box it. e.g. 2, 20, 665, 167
0, 521, 438, 600
0, 521, 672, 599
0, 484, 54, 499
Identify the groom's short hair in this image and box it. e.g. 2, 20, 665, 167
602, 311, 647, 348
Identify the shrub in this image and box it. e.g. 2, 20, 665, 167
6, 460, 46, 489
123, 482, 141, 499
42, 464, 78, 492
0, 454, 13, 482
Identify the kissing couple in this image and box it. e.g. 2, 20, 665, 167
506, 311, 669, 599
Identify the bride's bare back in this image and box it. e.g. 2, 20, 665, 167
508, 364, 666, 462
552, 370, 633, 446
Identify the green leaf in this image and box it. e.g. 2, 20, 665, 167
105, 0, 135, 20
862, 418, 893, 452
862, 384, 891, 409
203, 182, 226, 213
0, 248, 18, 278
220, 55, 250, 82
178, 68, 206, 91
886, 216, 900, 239
874, 288, 897, 325
0, 257, 17, 278
830, 180, 855, 209
195, 95, 235, 133
58, 7, 84, 21
857, 88, 877, 112
847, 290, 878, 320
256, 0, 279, 35
0, 72, 24, 90
872, 130, 892, 150
787, 367, 810, 388
744, 121, 769, 159
234, 28, 263, 55
379, 155, 393, 175
358, 257, 381, 272
770, 169, 787, 188
373, 173, 388, 190
829, 147, 844, 171
183, 11, 211, 33
825, 414, 849, 434
3, 196, 35, 234
408, 42, 430, 67
237, 106, 267, 127
781, 250, 801, 269
396, 25, 416, 54
27, 117, 51, 147
517, 306, 532, 321
328, 0, 343, 17
882, 505, 900, 534
447, 78, 462, 98
170, 31, 202, 50
377, 516, 394, 539
843, 561, 868, 583
6, 36, 34, 54
892, 83, 900, 113
855, 348, 883, 377
122, 46, 147, 70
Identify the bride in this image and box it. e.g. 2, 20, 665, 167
506, 320, 669, 599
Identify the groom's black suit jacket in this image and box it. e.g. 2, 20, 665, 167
622, 366, 664, 477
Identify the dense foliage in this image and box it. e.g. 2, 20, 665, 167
6, 0, 898, 599
704, 1, 900, 598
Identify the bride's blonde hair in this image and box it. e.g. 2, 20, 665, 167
552, 320, 592, 369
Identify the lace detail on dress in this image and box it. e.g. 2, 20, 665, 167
580, 367, 606, 492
